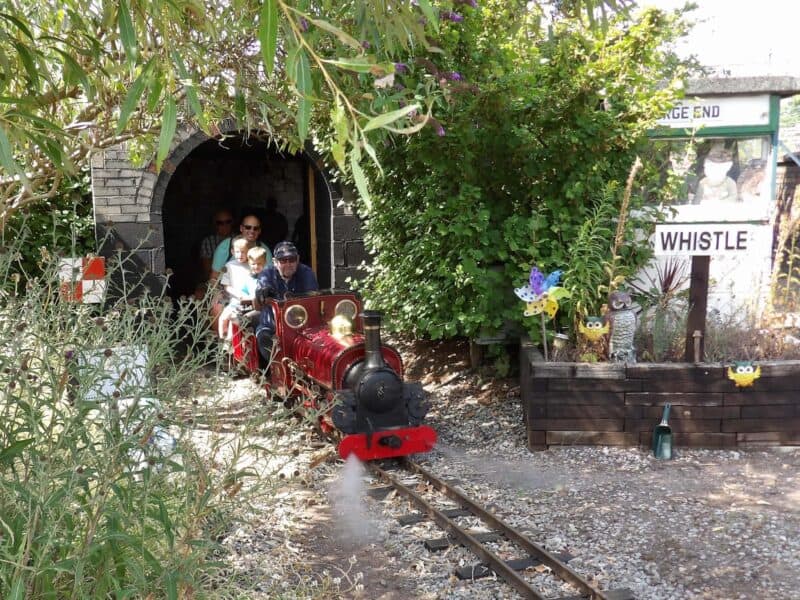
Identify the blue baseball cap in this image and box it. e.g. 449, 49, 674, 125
273, 241, 299, 259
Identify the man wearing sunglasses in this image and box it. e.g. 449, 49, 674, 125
253, 241, 318, 362
209, 213, 272, 282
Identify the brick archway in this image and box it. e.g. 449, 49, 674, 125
91, 121, 367, 295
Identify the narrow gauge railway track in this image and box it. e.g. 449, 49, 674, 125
368, 457, 634, 600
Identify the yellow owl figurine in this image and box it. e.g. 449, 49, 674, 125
578, 316, 610, 342
727, 361, 761, 388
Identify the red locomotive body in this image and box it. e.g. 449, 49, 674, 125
264, 291, 436, 461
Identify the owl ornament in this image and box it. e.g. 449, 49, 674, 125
727, 361, 761, 388
605, 290, 639, 363
578, 316, 609, 342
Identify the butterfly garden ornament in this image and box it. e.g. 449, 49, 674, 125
514, 267, 569, 318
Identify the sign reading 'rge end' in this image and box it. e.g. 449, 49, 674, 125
653, 223, 770, 256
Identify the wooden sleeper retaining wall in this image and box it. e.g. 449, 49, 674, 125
521, 340, 800, 450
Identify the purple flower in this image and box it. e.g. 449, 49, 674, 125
447, 71, 463, 81
361, 40, 370, 50
428, 117, 445, 136
440, 10, 464, 22
394, 82, 406, 91
64, 350, 74, 360
394, 62, 408, 73
299, 17, 309, 32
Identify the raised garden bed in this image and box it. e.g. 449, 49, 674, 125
520, 339, 800, 450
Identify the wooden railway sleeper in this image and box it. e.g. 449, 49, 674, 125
400, 457, 620, 600
369, 460, 552, 600
374, 458, 635, 600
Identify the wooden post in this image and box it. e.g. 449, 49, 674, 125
684, 255, 709, 362
692, 330, 703, 363
307, 164, 317, 275
540, 313, 549, 361
468, 341, 483, 370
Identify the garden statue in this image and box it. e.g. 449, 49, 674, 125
578, 316, 609, 342
605, 290, 638, 363
693, 145, 737, 204
577, 315, 609, 362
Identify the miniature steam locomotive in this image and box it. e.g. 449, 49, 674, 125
256, 290, 436, 461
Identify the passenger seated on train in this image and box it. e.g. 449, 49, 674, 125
200, 208, 234, 283
217, 236, 255, 340
238, 246, 269, 327
209, 213, 271, 332
254, 241, 319, 362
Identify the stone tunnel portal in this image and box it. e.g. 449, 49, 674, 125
161, 134, 333, 299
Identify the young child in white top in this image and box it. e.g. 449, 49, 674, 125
218, 236, 255, 339
239, 246, 269, 325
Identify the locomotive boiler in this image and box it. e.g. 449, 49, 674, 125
261, 291, 436, 461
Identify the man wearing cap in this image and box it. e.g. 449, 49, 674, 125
253, 241, 319, 361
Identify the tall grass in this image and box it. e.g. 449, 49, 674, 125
0, 238, 285, 598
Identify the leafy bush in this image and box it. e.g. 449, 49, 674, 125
773, 226, 800, 312
1, 171, 94, 283
0, 238, 282, 598
354, 4, 693, 344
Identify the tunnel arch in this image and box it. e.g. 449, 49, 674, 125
92, 120, 366, 298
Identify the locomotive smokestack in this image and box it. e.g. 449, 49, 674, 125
362, 311, 386, 370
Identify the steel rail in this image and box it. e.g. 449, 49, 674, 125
400, 457, 612, 600
367, 460, 549, 600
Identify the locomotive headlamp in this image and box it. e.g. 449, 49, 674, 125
334, 299, 358, 320
284, 304, 308, 329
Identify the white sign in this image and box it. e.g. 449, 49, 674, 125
653, 223, 771, 256
79, 345, 149, 402
657, 95, 771, 129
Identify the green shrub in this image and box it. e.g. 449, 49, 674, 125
0, 237, 282, 598
354, 5, 693, 344
1, 172, 94, 283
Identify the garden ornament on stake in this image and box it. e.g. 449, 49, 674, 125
514, 267, 571, 361
605, 290, 639, 363
727, 361, 761, 387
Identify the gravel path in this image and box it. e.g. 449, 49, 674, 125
199, 342, 800, 599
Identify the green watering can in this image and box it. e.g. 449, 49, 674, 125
652, 403, 673, 460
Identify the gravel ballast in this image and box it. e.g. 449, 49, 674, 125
201, 341, 800, 599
